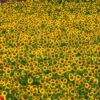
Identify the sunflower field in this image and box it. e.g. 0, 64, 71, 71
0, 0, 100, 100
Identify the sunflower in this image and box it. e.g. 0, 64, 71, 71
68, 83, 74, 90
39, 88, 46, 94
44, 83, 51, 89
42, 66, 48, 71
32, 86, 38, 94
65, 65, 72, 72
1, 91, 7, 99
75, 80, 81, 87
57, 68, 64, 75
85, 83, 90, 89
5, 82, 12, 89
60, 83, 67, 90
47, 73, 52, 79
46, 97, 51, 100
27, 77, 33, 84
93, 78, 98, 84
50, 82, 57, 88
14, 81, 20, 88
75, 74, 81, 81
0, 60, 3, 65
69, 73, 75, 81
62, 78, 68, 84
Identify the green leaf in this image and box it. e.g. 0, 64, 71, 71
56, 0, 62, 4
71, 63, 76, 67
2, 29, 6, 34
32, 43, 37, 49
31, 76, 40, 87
85, 11, 91, 15
10, 28, 14, 33
97, 9, 100, 13
76, 52, 81, 57
75, 0, 80, 3
52, 73, 60, 79
0, 85, 5, 91
21, 59, 27, 65
30, 54, 35, 58
48, 60, 52, 66
60, 42, 67, 47
38, 58, 44, 62
43, 70, 51, 74
6, 94, 17, 100
18, 75, 28, 86
0, 70, 5, 74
